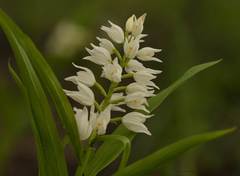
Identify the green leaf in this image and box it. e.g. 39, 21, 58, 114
85, 126, 134, 176
0, 9, 82, 160
97, 134, 131, 171
114, 128, 236, 176
0, 10, 68, 176
148, 59, 222, 112
8, 60, 25, 94
86, 60, 221, 174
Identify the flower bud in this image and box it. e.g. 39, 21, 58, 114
132, 13, 146, 37
84, 44, 112, 65
74, 107, 93, 140
137, 47, 162, 62
64, 82, 95, 106
124, 37, 140, 59
101, 21, 124, 43
92, 105, 112, 135
122, 112, 152, 135
101, 58, 122, 83
125, 15, 135, 33
125, 92, 149, 113
97, 37, 115, 54
65, 64, 96, 87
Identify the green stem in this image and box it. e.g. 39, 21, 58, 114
110, 117, 122, 122
122, 73, 133, 79
114, 86, 127, 92
94, 82, 107, 97
110, 98, 125, 105
94, 101, 101, 112
75, 148, 93, 176
75, 130, 97, 176
114, 49, 124, 66
100, 82, 118, 110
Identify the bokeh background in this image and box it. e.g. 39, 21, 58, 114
0, 0, 240, 175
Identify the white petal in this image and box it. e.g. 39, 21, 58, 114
111, 105, 126, 112
126, 83, 155, 97
122, 115, 151, 135
64, 76, 78, 84
101, 58, 122, 83
133, 71, 156, 84
64, 90, 93, 106
97, 37, 115, 54
124, 37, 140, 59
111, 93, 125, 102
131, 13, 147, 37
96, 105, 111, 135
125, 92, 149, 112
63, 82, 95, 106
101, 21, 124, 44
137, 47, 162, 62
74, 107, 92, 140
125, 59, 145, 73
125, 15, 135, 33
84, 45, 112, 65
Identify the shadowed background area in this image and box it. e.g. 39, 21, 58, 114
0, 0, 240, 175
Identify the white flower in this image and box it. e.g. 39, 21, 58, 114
101, 21, 124, 44
138, 34, 148, 43
124, 37, 140, 59
137, 47, 162, 62
125, 59, 144, 73
92, 105, 112, 135
133, 70, 159, 89
126, 83, 154, 97
74, 106, 93, 140
65, 63, 96, 87
64, 82, 95, 106
84, 44, 112, 65
125, 15, 135, 33
111, 106, 126, 112
125, 59, 162, 75
111, 93, 126, 112
97, 37, 115, 54
122, 112, 152, 135
101, 58, 122, 83
125, 92, 149, 113
126, 14, 146, 37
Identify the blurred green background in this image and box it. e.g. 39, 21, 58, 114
0, 0, 240, 175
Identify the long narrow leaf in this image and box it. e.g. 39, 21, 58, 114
0, 11, 68, 176
86, 60, 221, 174
148, 59, 221, 111
114, 128, 236, 176
0, 9, 82, 160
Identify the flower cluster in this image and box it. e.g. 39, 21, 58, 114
64, 14, 162, 140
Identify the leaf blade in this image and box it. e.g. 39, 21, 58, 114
148, 59, 222, 112
0, 10, 68, 176
114, 128, 236, 176
0, 9, 82, 160
85, 126, 134, 176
